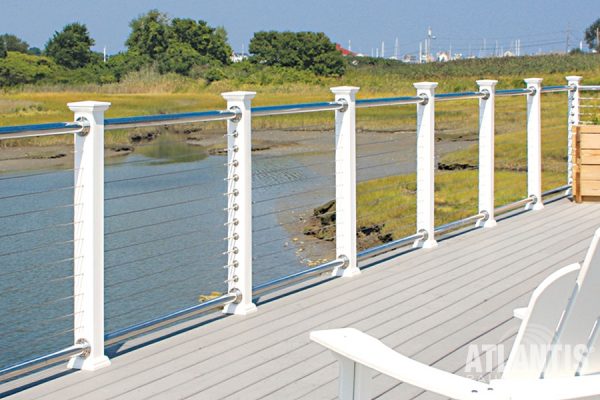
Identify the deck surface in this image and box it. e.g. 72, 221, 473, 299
3, 198, 600, 400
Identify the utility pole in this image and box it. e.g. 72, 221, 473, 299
103, 46, 107, 63
565, 25, 571, 53
381, 41, 385, 58
419, 42, 423, 63
394, 37, 399, 59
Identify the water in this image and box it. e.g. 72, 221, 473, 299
0, 137, 336, 368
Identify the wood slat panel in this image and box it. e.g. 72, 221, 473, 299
580, 133, 600, 149
581, 181, 600, 196
580, 165, 600, 180
581, 149, 600, 165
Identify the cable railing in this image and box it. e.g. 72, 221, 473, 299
0, 77, 580, 384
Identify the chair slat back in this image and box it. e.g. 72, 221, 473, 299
502, 264, 580, 379
544, 229, 600, 378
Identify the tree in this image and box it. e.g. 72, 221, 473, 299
158, 42, 203, 75
126, 10, 171, 60
249, 31, 345, 76
0, 34, 29, 53
125, 11, 233, 72
585, 18, 600, 51
170, 18, 232, 65
0, 40, 6, 58
45, 23, 95, 69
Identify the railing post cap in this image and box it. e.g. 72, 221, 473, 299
67, 101, 111, 112
221, 91, 256, 101
413, 82, 438, 90
476, 79, 498, 86
566, 76, 583, 82
330, 86, 360, 95
524, 78, 543, 85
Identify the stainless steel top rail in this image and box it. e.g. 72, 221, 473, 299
436, 91, 487, 101
495, 88, 535, 97
104, 109, 238, 130
0, 85, 568, 140
251, 101, 344, 117
356, 96, 424, 108
0, 121, 86, 140
580, 85, 600, 91
540, 85, 571, 93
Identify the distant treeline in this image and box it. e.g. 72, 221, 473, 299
0, 9, 345, 87
1, 11, 600, 88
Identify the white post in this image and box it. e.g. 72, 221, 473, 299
414, 82, 438, 248
222, 91, 257, 315
566, 76, 582, 194
336, 355, 372, 400
331, 86, 360, 277
68, 101, 111, 371
476, 80, 498, 228
525, 78, 544, 210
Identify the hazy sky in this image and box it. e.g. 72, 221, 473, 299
1, 0, 598, 56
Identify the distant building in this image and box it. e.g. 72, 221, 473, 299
335, 44, 357, 57
503, 50, 515, 57
402, 54, 418, 63
231, 53, 249, 63
437, 51, 450, 62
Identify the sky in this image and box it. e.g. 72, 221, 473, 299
1, 0, 598, 57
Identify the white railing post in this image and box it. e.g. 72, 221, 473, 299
414, 82, 438, 248
476, 80, 498, 228
566, 75, 582, 193
331, 86, 360, 277
525, 78, 544, 210
67, 101, 111, 371
221, 91, 257, 315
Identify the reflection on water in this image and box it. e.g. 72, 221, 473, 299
136, 135, 208, 164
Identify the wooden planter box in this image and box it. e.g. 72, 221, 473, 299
573, 125, 600, 202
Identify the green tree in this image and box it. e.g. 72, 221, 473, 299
249, 31, 345, 76
158, 42, 202, 75
171, 18, 232, 65
0, 34, 29, 53
44, 23, 95, 69
585, 18, 600, 51
0, 41, 6, 58
106, 50, 152, 80
0, 52, 58, 86
126, 10, 172, 60
125, 11, 233, 73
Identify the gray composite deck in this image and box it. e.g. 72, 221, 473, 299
2, 198, 600, 400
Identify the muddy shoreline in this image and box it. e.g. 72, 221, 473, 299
0, 126, 472, 174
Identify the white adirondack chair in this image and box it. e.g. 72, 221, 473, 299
310, 228, 600, 400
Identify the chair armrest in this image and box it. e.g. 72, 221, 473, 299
310, 328, 505, 400
513, 307, 528, 320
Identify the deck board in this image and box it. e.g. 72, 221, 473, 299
3, 199, 600, 400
